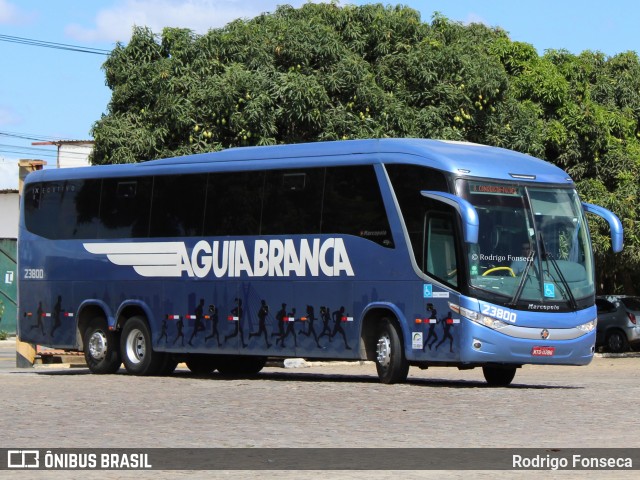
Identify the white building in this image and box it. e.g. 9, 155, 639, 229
0, 160, 19, 239
32, 140, 93, 168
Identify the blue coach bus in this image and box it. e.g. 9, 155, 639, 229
18, 139, 623, 384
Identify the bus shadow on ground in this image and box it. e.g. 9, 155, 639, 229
23, 368, 581, 389
169, 370, 581, 389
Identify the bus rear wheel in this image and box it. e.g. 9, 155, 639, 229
217, 356, 267, 376
120, 316, 165, 376
84, 317, 121, 374
482, 365, 517, 386
374, 318, 409, 384
186, 354, 219, 375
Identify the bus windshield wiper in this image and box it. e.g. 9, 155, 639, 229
536, 231, 578, 310
544, 252, 578, 310
508, 250, 535, 307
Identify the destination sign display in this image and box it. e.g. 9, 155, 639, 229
469, 182, 521, 196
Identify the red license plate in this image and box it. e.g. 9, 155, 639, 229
532, 346, 555, 356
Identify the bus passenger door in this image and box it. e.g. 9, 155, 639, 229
419, 205, 463, 359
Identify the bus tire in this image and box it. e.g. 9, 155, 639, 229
84, 317, 121, 374
186, 354, 219, 375
374, 318, 409, 384
217, 356, 267, 376
120, 316, 164, 376
482, 365, 517, 386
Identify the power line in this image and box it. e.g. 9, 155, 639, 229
0, 148, 58, 159
0, 34, 110, 55
0, 130, 79, 142
0, 144, 90, 158
0, 143, 55, 152
0, 130, 94, 161
0, 131, 56, 142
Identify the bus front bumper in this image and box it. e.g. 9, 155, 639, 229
458, 319, 596, 366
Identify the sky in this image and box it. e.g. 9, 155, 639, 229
1, 0, 639, 166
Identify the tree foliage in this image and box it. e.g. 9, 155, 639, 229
91, 2, 640, 293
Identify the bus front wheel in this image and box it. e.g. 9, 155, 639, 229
120, 316, 165, 376
84, 317, 121, 374
374, 318, 409, 384
482, 365, 517, 386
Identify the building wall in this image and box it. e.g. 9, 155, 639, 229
0, 160, 18, 190
59, 143, 92, 168
0, 193, 19, 239
0, 238, 17, 333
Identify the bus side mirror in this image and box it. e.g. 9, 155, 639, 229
421, 191, 479, 244
582, 202, 624, 253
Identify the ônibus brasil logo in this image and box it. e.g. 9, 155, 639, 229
83, 238, 355, 279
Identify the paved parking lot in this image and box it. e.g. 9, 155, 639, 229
0, 338, 638, 479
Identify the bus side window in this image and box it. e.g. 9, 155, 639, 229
322, 165, 394, 247
23, 183, 48, 238
261, 169, 324, 235
67, 179, 101, 239
204, 171, 264, 236
99, 177, 153, 239
150, 174, 207, 237
425, 213, 458, 287
23, 180, 100, 240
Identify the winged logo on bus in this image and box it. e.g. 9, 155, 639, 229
84, 238, 355, 278
83, 242, 188, 277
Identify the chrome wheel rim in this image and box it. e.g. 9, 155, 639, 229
88, 330, 107, 360
376, 334, 391, 367
125, 328, 146, 365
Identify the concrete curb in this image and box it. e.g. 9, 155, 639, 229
267, 358, 374, 368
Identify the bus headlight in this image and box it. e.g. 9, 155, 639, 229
458, 306, 509, 331
576, 319, 597, 333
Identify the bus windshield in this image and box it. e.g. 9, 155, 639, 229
457, 179, 594, 309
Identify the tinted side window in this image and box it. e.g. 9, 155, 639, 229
23, 183, 44, 235
620, 297, 640, 311
24, 180, 101, 239
386, 164, 449, 262
261, 169, 324, 235
204, 171, 264, 236
150, 174, 207, 237
99, 177, 153, 238
596, 298, 615, 313
68, 180, 102, 239
322, 166, 393, 247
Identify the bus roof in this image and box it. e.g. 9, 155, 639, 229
26, 138, 574, 185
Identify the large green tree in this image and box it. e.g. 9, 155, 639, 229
91, 2, 640, 293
